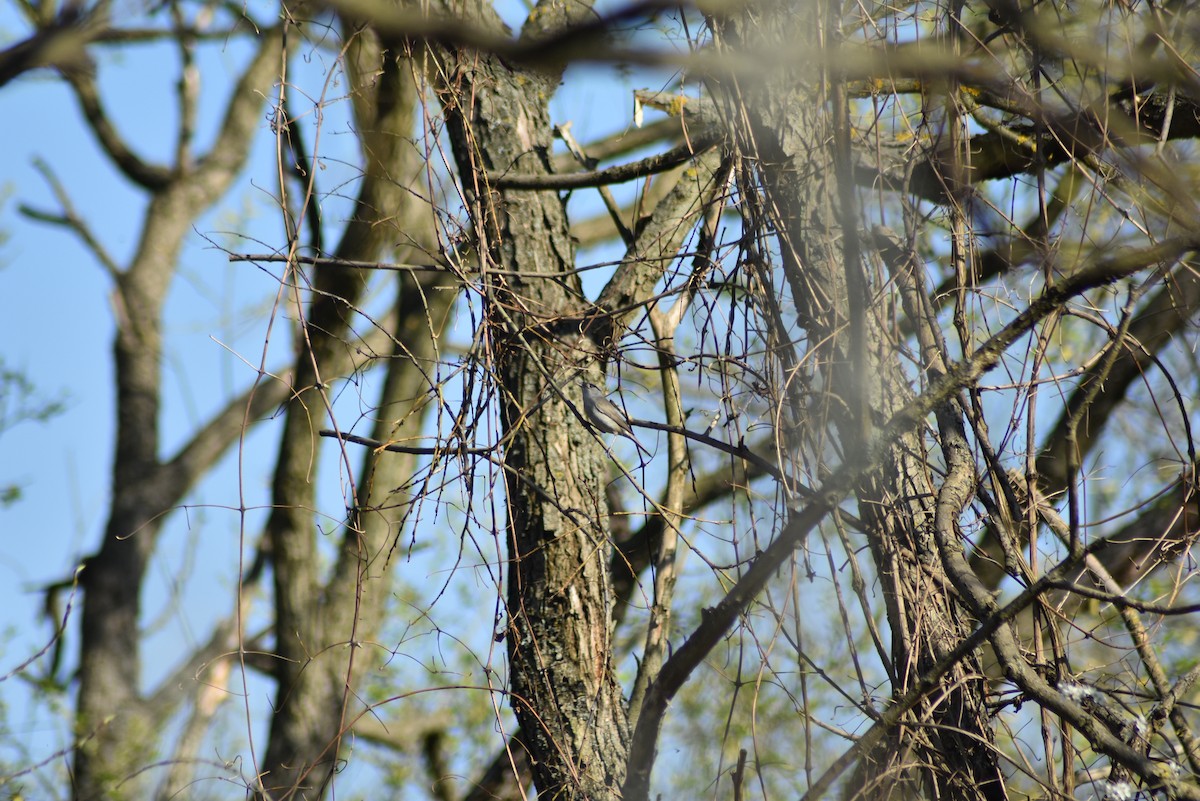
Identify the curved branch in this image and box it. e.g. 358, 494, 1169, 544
551, 116, 683, 173
19, 157, 122, 279
610, 453, 766, 623
191, 26, 286, 192
63, 69, 173, 189
0, 6, 95, 88
1036, 264, 1200, 491
970, 261, 1200, 586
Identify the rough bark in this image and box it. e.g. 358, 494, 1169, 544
429, 5, 631, 797
711, 1, 1005, 798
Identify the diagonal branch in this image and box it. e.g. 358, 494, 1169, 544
157, 368, 294, 506
590, 150, 728, 344
622, 233, 1197, 798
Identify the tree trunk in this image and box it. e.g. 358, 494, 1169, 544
431, 11, 631, 798
72, 28, 284, 800
256, 29, 456, 797
713, 1, 1005, 797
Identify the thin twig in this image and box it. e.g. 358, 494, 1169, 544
19, 158, 122, 279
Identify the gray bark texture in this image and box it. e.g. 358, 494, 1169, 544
711, 2, 1005, 798
428, 4, 633, 797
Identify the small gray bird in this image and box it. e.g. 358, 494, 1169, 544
581, 381, 651, 457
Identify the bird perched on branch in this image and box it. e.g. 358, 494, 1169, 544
581, 381, 651, 457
